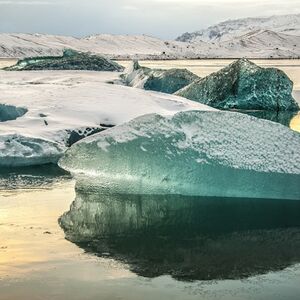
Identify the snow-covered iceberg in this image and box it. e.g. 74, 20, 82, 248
4, 49, 124, 72
0, 71, 210, 167
59, 190, 300, 280
59, 110, 300, 200
176, 58, 299, 111
121, 60, 199, 94
0, 134, 65, 167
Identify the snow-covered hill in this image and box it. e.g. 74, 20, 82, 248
0, 14, 299, 59
176, 14, 300, 43
0, 33, 194, 59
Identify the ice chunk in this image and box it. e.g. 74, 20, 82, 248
176, 58, 299, 111
59, 111, 300, 199
4, 49, 124, 72
0, 104, 27, 122
0, 71, 212, 167
0, 134, 65, 167
59, 190, 300, 280
121, 60, 199, 94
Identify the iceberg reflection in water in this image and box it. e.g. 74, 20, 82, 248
0, 164, 70, 189
59, 188, 300, 281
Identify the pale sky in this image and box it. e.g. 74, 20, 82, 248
0, 0, 299, 38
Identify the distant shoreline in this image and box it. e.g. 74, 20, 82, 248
1, 57, 300, 61
114, 57, 300, 61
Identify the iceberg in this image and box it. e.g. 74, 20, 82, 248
59, 110, 300, 200
4, 49, 124, 72
121, 60, 199, 94
0, 71, 209, 167
59, 189, 300, 280
0, 134, 65, 167
176, 58, 299, 111
0, 104, 27, 122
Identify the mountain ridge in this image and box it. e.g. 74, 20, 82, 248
0, 14, 299, 59
176, 14, 300, 43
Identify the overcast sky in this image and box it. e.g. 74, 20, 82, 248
0, 0, 299, 39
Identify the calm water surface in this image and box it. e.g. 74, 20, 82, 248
1, 168, 300, 300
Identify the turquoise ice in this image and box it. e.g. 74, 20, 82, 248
0, 104, 27, 122
176, 58, 299, 111
59, 111, 300, 199
121, 60, 199, 94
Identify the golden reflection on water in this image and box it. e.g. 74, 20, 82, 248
0, 182, 133, 280
0, 58, 17, 69
0, 183, 75, 277
290, 113, 300, 133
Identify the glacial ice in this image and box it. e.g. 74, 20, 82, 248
121, 60, 199, 94
59, 189, 300, 280
176, 58, 299, 111
0, 71, 210, 167
0, 134, 65, 167
0, 104, 27, 122
59, 111, 300, 199
4, 49, 124, 72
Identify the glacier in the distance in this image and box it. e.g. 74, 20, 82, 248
59, 111, 300, 200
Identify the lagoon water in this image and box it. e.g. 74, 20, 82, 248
1, 168, 300, 300
1, 59, 300, 299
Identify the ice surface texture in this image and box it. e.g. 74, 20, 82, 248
0, 134, 65, 167
121, 60, 199, 94
59, 111, 300, 199
4, 49, 124, 72
0, 104, 27, 122
176, 58, 299, 111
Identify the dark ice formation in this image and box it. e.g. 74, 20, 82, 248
0, 104, 27, 122
121, 60, 199, 94
176, 58, 299, 111
4, 49, 124, 72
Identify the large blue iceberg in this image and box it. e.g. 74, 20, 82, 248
176, 59, 299, 111
59, 111, 300, 199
